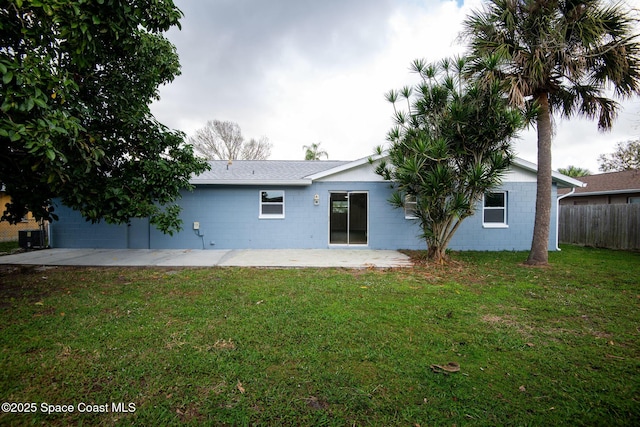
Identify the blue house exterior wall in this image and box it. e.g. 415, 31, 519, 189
448, 182, 558, 251
155, 184, 340, 250
51, 180, 557, 251
50, 206, 126, 249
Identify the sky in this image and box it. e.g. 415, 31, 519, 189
150, 0, 640, 174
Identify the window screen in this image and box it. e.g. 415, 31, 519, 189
260, 191, 284, 218
483, 192, 507, 226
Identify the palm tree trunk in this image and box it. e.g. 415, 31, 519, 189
527, 93, 552, 265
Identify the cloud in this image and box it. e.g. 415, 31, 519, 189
152, 1, 478, 157
154, 0, 397, 136
151, 0, 639, 169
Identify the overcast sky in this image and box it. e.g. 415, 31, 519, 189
151, 0, 640, 173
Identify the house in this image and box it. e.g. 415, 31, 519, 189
0, 186, 43, 243
558, 169, 640, 205
49, 156, 583, 251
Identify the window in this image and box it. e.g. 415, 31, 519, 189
260, 190, 284, 218
405, 195, 418, 219
483, 191, 507, 227
629, 196, 640, 204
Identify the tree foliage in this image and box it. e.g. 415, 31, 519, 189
558, 165, 591, 177
303, 142, 328, 160
463, 0, 640, 265
0, 0, 208, 234
598, 139, 640, 172
372, 57, 524, 263
188, 120, 272, 160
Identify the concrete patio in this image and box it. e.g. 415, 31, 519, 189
0, 248, 413, 268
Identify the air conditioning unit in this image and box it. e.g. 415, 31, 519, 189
18, 230, 45, 249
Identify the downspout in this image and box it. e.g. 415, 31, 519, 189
47, 221, 52, 248
555, 188, 576, 251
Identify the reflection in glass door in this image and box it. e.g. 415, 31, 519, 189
329, 192, 368, 245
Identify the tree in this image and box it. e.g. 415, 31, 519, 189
303, 142, 328, 160
188, 120, 272, 160
0, 0, 208, 234
463, 0, 640, 265
372, 57, 524, 263
558, 165, 592, 177
598, 139, 640, 171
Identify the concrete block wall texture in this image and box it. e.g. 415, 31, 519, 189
154, 182, 419, 250
50, 180, 558, 251
50, 202, 126, 249
174, 185, 327, 249
449, 182, 558, 251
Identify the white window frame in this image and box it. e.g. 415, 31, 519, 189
259, 190, 285, 219
405, 194, 418, 219
328, 191, 369, 246
483, 191, 508, 228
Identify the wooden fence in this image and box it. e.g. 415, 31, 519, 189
559, 204, 640, 250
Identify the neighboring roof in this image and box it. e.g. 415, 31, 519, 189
190, 155, 588, 188
191, 160, 350, 185
558, 169, 640, 197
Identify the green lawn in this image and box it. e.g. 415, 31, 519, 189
0, 246, 638, 426
0, 241, 19, 253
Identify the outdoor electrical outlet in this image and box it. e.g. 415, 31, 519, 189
193, 222, 200, 230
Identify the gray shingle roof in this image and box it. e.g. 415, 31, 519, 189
191, 160, 351, 185
191, 156, 588, 187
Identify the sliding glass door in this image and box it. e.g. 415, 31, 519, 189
329, 192, 368, 245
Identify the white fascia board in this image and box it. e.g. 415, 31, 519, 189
191, 179, 312, 186
305, 154, 383, 181
566, 188, 640, 197
512, 157, 587, 189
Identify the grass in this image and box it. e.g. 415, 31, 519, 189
0, 245, 638, 426
0, 241, 19, 253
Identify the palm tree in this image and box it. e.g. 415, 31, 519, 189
303, 142, 328, 160
463, 0, 640, 265
558, 165, 591, 177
